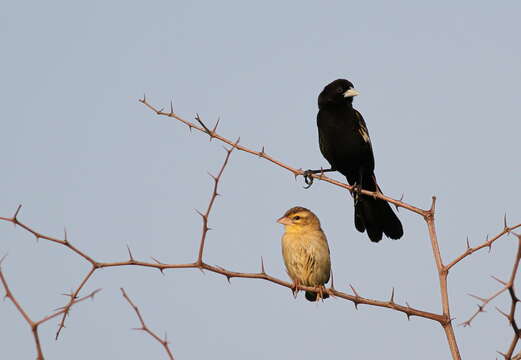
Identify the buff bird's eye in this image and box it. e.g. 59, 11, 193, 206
336, 87, 344, 93
293, 215, 301, 220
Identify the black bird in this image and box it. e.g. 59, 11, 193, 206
304, 79, 403, 242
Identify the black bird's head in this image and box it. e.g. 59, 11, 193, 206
318, 79, 359, 108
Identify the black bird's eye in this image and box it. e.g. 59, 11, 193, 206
293, 216, 301, 220
336, 87, 344, 94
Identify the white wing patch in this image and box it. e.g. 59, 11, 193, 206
354, 110, 371, 144
359, 126, 370, 143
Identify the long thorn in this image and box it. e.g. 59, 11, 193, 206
260, 256, 265, 274
13, 204, 22, 220
468, 293, 487, 303
127, 245, 134, 261
491, 275, 508, 286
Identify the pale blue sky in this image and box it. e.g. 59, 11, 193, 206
1, 1, 521, 359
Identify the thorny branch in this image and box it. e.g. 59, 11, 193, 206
0, 97, 518, 359
0, 147, 446, 359
424, 196, 460, 359
459, 283, 508, 328
0, 204, 446, 320
121, 288, 175, 360
500, 233, 521, 359
446, 219, 521, 270
0, 265, 100, 360
458, 233, 521, 359
55, 267, 96, 339
196, 140, 238, 265
139, 97, 426, 216
137, 97, 521, 359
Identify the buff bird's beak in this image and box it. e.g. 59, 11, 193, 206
277, 216, 292, 225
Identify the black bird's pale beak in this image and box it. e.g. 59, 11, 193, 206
343, 88, 360, 98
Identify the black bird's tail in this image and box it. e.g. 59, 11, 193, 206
305, 291, 330, 302
351, 176, 403, 242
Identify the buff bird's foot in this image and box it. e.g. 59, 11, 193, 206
291, 280, 301, 298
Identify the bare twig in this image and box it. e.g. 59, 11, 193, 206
0, 266, 100, 360
0, 208, 98, 266
196, 143, 237, 264
500, 234, 521, 359
121, 288, 175, 360
446, 222, 521, 270
459, 233, 521, 359
55, 266, 97, 339
424, 196, 461, 360
459, 285, 508, 327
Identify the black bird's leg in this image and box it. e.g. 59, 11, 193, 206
302, 168, 335, 189
352, 168, 365, 204
372, 179, 383, 199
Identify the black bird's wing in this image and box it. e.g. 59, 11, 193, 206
352, 111, 403, 241
317, 107, 375, 183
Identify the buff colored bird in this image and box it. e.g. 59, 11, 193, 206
277, 206, 331, 301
